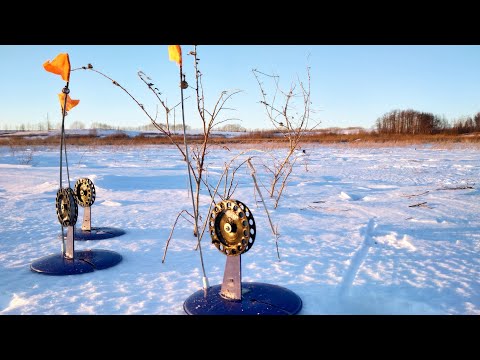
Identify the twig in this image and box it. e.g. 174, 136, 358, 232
408, 202, 431, 208
436, 185, 474, 191
401, 191, 430, 198
162, 209, 195, 263
195, 167, 230, 251
247, 158, 281, 260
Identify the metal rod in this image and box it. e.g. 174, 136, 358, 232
82, 206, 91, 231
65, 225, 74, 259
220, 255, 242, 300
179, 64, 208, 288
64, 135, 71, 189
59, 82, 69, 189
61, 225, 66, 256
59, 83, 69, 255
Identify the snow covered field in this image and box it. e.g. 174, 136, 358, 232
0, 143, 479, 315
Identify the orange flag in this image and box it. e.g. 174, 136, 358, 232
168, 45, 182, 66
44, 53, 71, 82
58, 93, 80, 112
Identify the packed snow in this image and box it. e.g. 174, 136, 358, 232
0, 143, 479, 315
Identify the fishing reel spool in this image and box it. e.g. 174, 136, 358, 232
210, 199, 256, 256
73, 178, 96, 207
55, 187, 78, 227
70, 177, 126, 240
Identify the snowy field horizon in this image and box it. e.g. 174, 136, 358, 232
0, 142, 479, 315
0, 126, 369, 139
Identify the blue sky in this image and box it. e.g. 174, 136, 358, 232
0, 45, 479, 130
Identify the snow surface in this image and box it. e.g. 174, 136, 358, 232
0, 144, 479, 315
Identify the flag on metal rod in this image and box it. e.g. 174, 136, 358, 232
58, 93, 80, 112
43, 53, 71, 82
168, 45, 182, 66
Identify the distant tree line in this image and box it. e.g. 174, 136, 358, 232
451, 113, 480, 134
131, 123, 191, 132
5, 120, 57, 131
4, 110, 480, 135
4, 120, 245, 133
376, 109, 480, 135
216, 123, 247, 132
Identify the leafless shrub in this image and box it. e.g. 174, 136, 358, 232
252, 67, 320, 208
8, 141, 34, 165
80, 47, 240, 239
19, 148, 34, 165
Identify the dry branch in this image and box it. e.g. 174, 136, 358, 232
408, 202, 432, 208
436, 185, 474, 191
162, 209, 195, 263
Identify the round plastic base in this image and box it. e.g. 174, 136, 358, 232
183, 282, 302, 315
73, 227, 126, 241
30, 250, 122, 275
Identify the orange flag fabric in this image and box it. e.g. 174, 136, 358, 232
58, 93, 80, 112
44, 53, 71, 82
168, 45, 182, 66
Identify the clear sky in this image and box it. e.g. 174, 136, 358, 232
1, 45, 479, 131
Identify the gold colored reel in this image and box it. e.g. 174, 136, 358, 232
210, 199, 256, 256
73, 178, 96, 207
55, 187, 78, 227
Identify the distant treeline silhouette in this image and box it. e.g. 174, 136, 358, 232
4, 110, 480, 135
376, 109, 480, 135
2, 120, 245, 132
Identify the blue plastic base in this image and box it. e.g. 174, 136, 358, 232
30, 254, 94, 275
183, 282, 302, 315
73, 227, 126, 241
30, 249, 122, 275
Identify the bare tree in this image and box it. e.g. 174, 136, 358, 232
252, 67, 320, 208
218, 123, 247, 132
70, 120, 85, 129
452, 115, 475, 134
376, 109, 445, 135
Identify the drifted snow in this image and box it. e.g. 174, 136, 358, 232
0, 144, 479, 315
